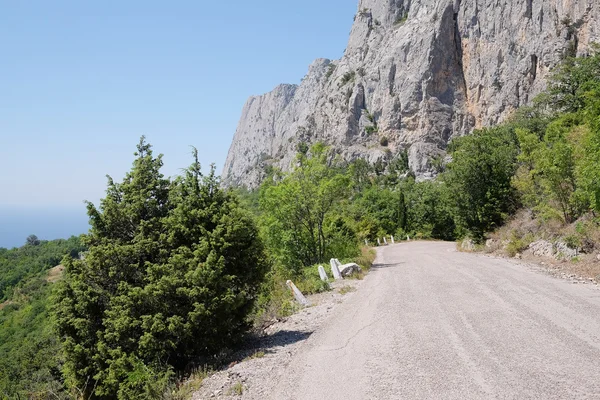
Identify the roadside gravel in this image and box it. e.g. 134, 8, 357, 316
191, 278, 366, 399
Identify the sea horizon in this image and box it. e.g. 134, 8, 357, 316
0, 205, 90, 249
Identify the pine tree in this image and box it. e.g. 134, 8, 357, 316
54, 139, 267, 399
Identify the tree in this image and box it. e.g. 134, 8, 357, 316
402, 179, 455, 240
54, 138, 267, 399
26, 234, 40, 246
350, 186, 407, 239
576, 85, 600, 214
259, 144, 352, 272
545, 45, 600, 113
444, 126, 520, 241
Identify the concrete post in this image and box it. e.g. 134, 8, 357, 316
286, 280, 311, 306
391, 236, 395, 244
365, 239, 369, 246
330, 259, 342, 280
377, 238, 381, 246
318, 265, 328, 282
383, 237, 388, 245
407, 235, 410, 241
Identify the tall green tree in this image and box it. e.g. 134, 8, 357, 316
444, 126, 520, 240
545, 44, 600, 113
53, 138, 267, 399
259, 144, 352, 272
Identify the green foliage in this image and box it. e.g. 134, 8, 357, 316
6, 50, 600, 399
259, 144, 353, 272
296, 141, 309, 155
340, 71, 356, 86
394, 14, 408, 26
349, 186, 407, 241
379, 136, 389, 146
513, 48, 600, 222
53, 138, 267, 399
402, 179, 456, 240
0, 238, 85, 398
0, 236, 84, 301
444, 126, 520, 241
545, 45, 600, 113
505, 231, 534, 257
365, 125, 378, 135
26, 234, 41, 246
325, 63, 336, 79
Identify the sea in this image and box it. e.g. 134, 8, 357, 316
0, 206, 90, 249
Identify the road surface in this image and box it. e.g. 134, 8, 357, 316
271, 241, 600, 400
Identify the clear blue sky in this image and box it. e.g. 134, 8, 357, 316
0, 0, 357, 208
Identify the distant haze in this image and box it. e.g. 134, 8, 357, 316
0, 206, 89, 249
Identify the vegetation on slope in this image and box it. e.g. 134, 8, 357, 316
0, 236, 84, 398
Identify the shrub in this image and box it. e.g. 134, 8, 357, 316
394, 14, 408, 26
505, 231, 534, 257
379, 136, 389, 146
340, 71, 356, 86
365, 125, 378, 135
325, 64, 336, 79
54, 139, 268, 398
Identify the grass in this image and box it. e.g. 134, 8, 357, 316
340, 246, 376, 280
505, 231, 534, 257
483, 210, 600, 282
353, 246, 376, 271
169, 367, 211, 400
339, 285, 356, 295
242, 350, 266, 362
251, 247, 374, 329
365, 125, 378, 135
228, 382, 244, 396
394, 14, 408, 26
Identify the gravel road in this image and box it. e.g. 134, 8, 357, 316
271, 241, 600, 400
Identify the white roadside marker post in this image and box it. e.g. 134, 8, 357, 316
383, 237, 388, 245
377, 238, 381, 246
365, 239, 369, 246
318, 265, 328, 282
391, 236, 395, 244
330, 259, 342, 280
286, 280, 311, 306
407, 235, 410, 241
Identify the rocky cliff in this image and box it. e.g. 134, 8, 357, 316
223, 0, 600, 188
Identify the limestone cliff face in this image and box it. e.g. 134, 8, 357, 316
223, 0, 600, 188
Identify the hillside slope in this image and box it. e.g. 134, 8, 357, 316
223, 0, 600, 187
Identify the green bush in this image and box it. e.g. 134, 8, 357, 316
365, 125, 378, 135
394, 14, 408, 26
325, 63, 336, 79
340, 71, 356, 86
53, 139, 268, 399
505, 231, 534, 257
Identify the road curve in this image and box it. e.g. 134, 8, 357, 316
271, 241, 600, 400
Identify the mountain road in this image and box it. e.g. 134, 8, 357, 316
270, 241, 600, 400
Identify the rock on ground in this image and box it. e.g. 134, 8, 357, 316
338, 263, 362, 277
